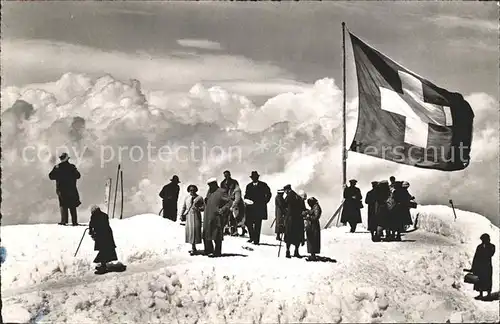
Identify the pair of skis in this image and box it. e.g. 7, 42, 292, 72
106, 164, 124, 219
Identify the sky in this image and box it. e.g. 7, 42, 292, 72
2, 2, 498, 103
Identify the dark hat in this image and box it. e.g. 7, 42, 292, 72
277, 189, 285, 194
283, 184, 292, 190
187, 184, 198, 193
59, 152, 70, 162
250, 171, 260, 178
349, 179, 357, 184
480, 233, 490, 242
307, 197, 317, 204
371, 181, 379, 185
170, 175, 180, 183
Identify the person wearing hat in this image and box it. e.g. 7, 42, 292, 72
340, 179, 363, 233
88, 205, 118, 274
203, 178, 232, 257
400, 181, 415, 231
244, 171, 272, 245
180, 185, 205, 255
49, 152, 82, 226
274, 189, 287, 241
159, 175, 181, 222
365, 181, 380, 241
389, 181, 414, 241
467, 233, 496, 300
282, 184, 305, 258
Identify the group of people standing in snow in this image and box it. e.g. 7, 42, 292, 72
340, 176, 417, 242
159, 170, 323, 260
47, 152, 496, 296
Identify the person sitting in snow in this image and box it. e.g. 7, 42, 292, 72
467, 233, 496, 300
302, 197, 322, 261
48, 152, 82, 226
89, 205, 118, 274
180, 185, 205, 255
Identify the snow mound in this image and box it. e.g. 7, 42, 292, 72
2, 206, 499, 323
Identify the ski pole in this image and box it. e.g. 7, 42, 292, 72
112, 164, 121, 219
278, 233, 283, 257
74, 228, 89, 257
449, 199, 457, 221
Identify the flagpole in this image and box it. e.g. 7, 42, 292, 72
342, 22, 347, 190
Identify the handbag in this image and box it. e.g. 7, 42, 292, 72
464, 273, 480, 284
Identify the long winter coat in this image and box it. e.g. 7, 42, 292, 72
223, 180, 245, 227
244, 181, 272, 221
374, 182, 391, 229
391, 187, 413, 230
159, 182, 180, 221
48, 161, 81, 208
203, 187, 232, 241
365, 188, 378, 231
340, 186, 362, 224
275, 194, 286, 234
471, 242, 496, 292
181, 194, 204, 244
304, 202, 322, 254
284, 190, 305, 245
89, 209, 117, 264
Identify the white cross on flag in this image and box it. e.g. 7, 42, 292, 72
348, 32, 474, 171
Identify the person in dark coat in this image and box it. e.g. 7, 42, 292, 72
375, 180, 391, 240
469, 233, 496, 300
400, 181, 415, 229
159, 175, 181, 221
340, 179, 363, 233
49, 152, 82, 226
203, 178, 232, 257
89, 205, 118, 274
244, 171, 272, 245
274, 189, 286, 241
365, 181, 379, 241
303, 197, 322, 261
283, 184, 305, 258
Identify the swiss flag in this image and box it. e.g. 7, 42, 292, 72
348, 32, 474, 171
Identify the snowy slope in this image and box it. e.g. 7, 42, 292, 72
2, 205, 499, 323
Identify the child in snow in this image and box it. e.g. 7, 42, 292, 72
89, 205, 118, 274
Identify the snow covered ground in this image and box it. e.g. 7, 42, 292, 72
2, 205, 499, 323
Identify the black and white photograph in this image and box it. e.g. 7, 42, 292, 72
1, 1, 498, 323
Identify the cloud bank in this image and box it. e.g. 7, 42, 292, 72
1, 73, 498, 229
176, 39, 223, 51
